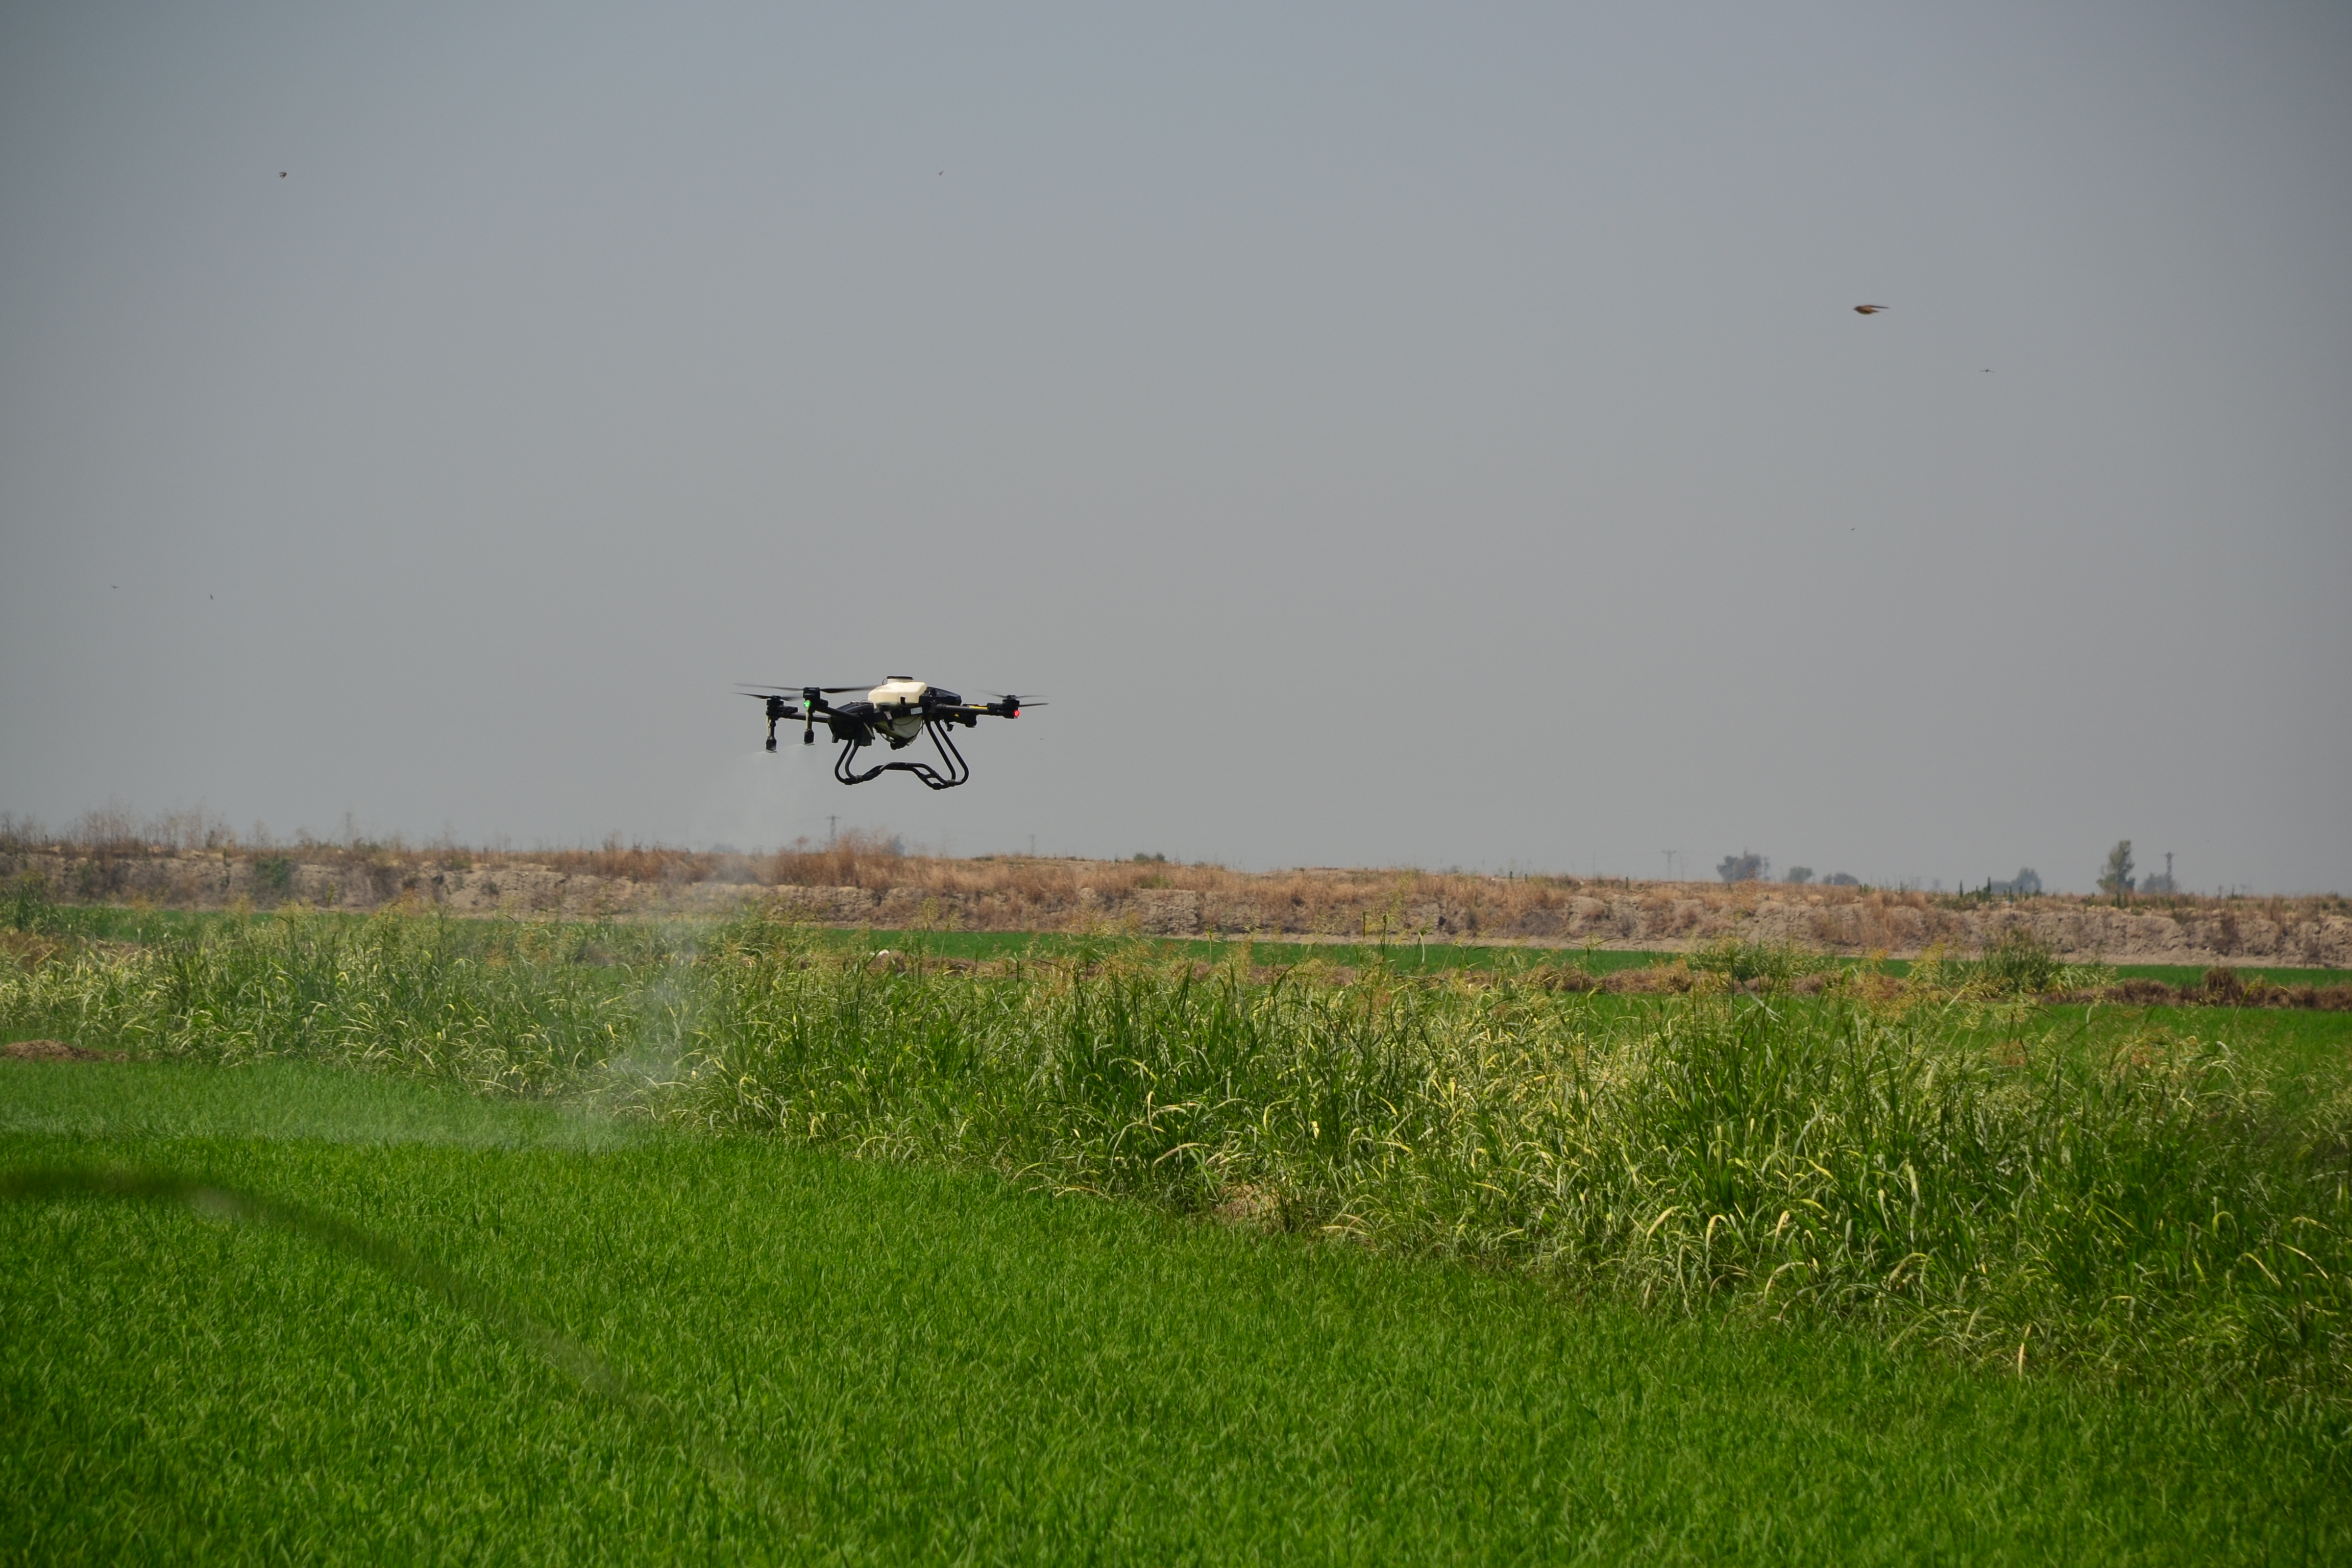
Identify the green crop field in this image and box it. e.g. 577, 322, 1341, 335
4, 904, 2350, 1562
8, 1061, 2349, 1564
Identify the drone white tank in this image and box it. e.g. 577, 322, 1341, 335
868, 677, 929, 742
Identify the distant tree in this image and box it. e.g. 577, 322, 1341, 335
1988, 867, 2042, 896
1717, 850, 1769, 884
1822, 872, 1861, 887
2140, 852, 2176, 895
2097, 840, 2135, 896
1785, 866, 1814, 885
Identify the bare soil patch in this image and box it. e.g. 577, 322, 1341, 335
3, 1039, 120, 1062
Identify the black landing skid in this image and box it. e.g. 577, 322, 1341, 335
834, 720, 970, 791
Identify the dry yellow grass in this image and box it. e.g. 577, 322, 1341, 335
5, 819, 2347, 965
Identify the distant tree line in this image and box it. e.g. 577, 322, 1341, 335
2097, 840, 2176, 896
1717, 851, 1769, 884
1713, 852, 2025, 893
1704, 840, 2179, 898
1713, 845, 2183, 899
1714, 852, 1858, 887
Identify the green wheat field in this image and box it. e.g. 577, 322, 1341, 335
4, 902, 2348, 1562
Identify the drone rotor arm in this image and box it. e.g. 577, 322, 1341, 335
978, 693, 1048, 717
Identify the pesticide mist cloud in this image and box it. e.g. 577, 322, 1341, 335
682, 749, 819, 859
1, 1, 2346, 891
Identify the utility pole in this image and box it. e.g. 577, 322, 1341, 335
827, 815, 838, 845
1661, 850, 1672, 882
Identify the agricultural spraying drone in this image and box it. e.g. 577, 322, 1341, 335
738, 679, 1045, 790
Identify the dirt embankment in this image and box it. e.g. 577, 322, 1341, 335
2, 849, 754, 921
5, 846, 2346, 969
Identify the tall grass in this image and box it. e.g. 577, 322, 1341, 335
1, 912, 687, 1096
6, 909, 2348, 1418
677, 918, 2352, 1411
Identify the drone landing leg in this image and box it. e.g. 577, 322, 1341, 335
876, 720, 970, 790
831, 722, 971, 789
835, 738, 888, 786
831, 723, 970, 789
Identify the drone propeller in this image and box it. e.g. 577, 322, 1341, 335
737, 683, 871, 695
985, 692, 1048, 710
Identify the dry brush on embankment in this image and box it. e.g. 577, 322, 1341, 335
3, 834, 2347, 968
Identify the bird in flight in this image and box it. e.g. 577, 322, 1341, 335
279, 172, 287, 179
1853, 304, 1889, 315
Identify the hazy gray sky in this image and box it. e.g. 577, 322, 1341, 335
4, 2, 2347, 891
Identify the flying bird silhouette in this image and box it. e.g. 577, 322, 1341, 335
279, 172, 287, 179
1853, 304, 1889, 315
